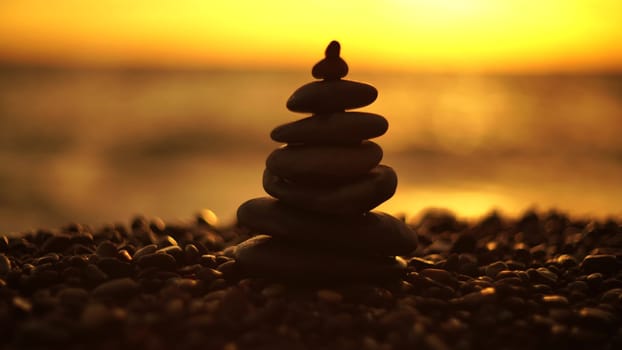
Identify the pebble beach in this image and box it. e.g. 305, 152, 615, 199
2, 41, 622, 350
2, 2, 621, 349
1, 209, 620, 349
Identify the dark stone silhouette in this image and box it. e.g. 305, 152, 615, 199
312, 40, 348, 80
234, 41, 417, 282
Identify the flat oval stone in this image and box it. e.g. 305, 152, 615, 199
266, 141, 382, 181
263, 165, 397, 214
233, 235, 407, 282
271, 112, 388, 144
286, 80, 377, 113
237, 197, 418, 255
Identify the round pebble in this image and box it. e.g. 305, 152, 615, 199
136, 253, 177, 270
133, 244, 158, 260
0, 254, 11, 275
184, 244, 201, 264
317, 289, 343, 303
41, 235, 72, 253
311, 41, 348, 80
484, 261, 508, 278
542, 295, 569, 307
96, 258, 133, 278
91, 278, 139, 300
95, 241, 118, 258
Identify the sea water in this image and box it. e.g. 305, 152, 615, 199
1, 68, 621, 232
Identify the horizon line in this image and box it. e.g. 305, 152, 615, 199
2, 60, 622, 76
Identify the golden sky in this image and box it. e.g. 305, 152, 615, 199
1, 0, 621, 72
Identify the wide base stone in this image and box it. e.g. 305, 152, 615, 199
237, 197, 418, 256
233, 235, 407, 282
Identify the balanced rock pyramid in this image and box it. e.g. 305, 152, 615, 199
234, 41, 418, 282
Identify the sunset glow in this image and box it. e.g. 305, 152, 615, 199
1, 0, 621, 71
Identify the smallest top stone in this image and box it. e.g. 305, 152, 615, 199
312, 41, 348, 80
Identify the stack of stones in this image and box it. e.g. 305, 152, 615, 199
234, 41, 418, 282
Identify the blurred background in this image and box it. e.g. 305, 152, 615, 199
1, 0, 621, 232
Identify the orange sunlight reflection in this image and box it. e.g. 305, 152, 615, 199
382, 188, 514, 219
0, 0, 621, 71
